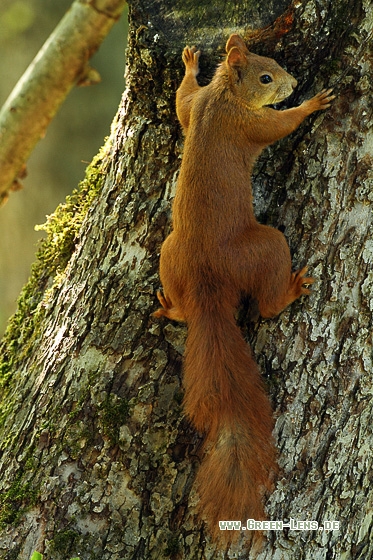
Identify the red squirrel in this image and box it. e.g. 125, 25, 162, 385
155, 34, 334, 541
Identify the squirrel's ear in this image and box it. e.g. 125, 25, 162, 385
227, 46, 246, 69
225, 34, 249, 54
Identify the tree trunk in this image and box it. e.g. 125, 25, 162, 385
0, 1, 372, 559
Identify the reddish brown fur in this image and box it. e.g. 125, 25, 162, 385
154, 34, 334, 544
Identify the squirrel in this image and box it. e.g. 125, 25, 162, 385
154, 33, 335, 542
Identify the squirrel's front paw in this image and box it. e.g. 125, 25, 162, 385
304, 88, 336, 113
182, 46, 200, 76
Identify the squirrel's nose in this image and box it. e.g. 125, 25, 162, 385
292, 78, 298, 89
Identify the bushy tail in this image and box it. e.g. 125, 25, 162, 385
183, 297, 277, 541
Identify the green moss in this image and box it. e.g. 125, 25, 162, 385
46, 530, 99, 560
68, 388, 91, 421
24, 455, 37, 472
0, 148, 108, 437
34, 160, 104, 276
100, 394, 130, 445
1, 151, 105, 363
63, 421, 94, 459
47, 530, 80, 558
50, 530, 78, 552
0, 473, 38, 528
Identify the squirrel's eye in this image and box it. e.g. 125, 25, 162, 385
260, 74, 273, 84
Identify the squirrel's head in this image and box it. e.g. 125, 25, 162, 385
224, 34, 297, 109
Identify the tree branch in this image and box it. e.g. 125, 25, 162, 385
0, 0, 126, 203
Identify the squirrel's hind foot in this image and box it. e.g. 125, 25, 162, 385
290, 266, 314, 297
153, 290, 186, 322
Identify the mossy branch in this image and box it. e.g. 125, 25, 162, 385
0, 0, 126, 203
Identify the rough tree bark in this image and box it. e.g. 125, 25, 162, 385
0, 0, 372, 559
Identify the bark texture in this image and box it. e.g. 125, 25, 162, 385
0, 1, 372, 559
